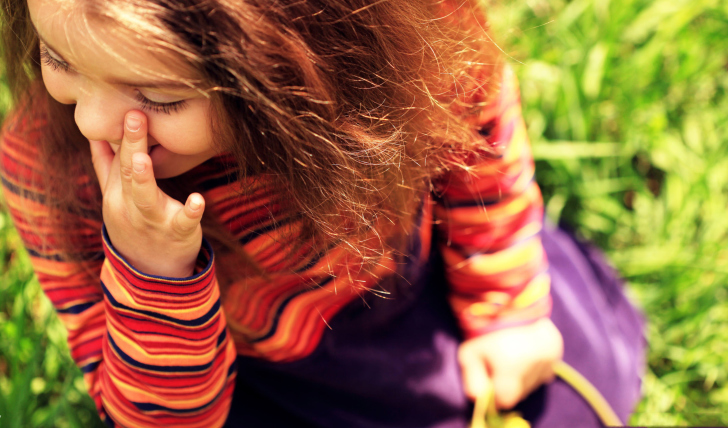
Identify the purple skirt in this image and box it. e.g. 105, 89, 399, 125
224, 223, 646, 427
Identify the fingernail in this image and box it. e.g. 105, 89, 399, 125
133, 159, 146, 173
126, 115, 142, 132
190, 198, 201, 210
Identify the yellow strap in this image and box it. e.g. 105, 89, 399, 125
470, 379, 495, 428
470, 361, 624, 428
553, 361, 623, 427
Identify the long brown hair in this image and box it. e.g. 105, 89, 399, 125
1, 0, 502, 281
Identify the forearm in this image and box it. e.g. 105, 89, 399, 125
97, 229, 237, 426
436, 66, 552, 338
2, 122, 238, 427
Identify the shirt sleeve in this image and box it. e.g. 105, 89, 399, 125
433, 66, 552, 340
0, 110, 238, 427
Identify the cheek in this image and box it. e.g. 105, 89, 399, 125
147, 103, 215, 154
41, 68, 76, 104
148, 119, 213, 155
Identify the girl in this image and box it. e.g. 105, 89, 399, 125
0, 0, 645, 426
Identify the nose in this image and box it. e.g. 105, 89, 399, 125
73, 84, 126, 144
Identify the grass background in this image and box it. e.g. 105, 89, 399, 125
1, 0, 728, 426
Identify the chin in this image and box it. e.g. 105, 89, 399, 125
152, 162, 197, 179
153, 169, 182, 179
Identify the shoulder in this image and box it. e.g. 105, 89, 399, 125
1, 83, 51, 175
0, 91, 51, 201
1, 90, 48, 168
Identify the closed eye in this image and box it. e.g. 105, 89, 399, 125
40, 42, 188, 116
134, 91, 188, 115
40, 44, 71, 72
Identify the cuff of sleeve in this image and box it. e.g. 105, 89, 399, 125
101, 224, 215, 285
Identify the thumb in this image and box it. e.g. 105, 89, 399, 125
460, 352, 492, 402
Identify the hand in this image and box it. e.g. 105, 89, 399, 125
458, 318, 564, 409
90, 111, 205, 278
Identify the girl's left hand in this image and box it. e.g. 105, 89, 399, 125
458, 317, 564, 409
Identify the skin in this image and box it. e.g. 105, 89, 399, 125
459, 318, 564, 409
29, 0, 219, 277
29, 0, 564, 409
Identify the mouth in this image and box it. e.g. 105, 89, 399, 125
148, 144, 160, 156
104, 141, 159, 157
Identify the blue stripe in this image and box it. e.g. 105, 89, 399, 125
1, 174, 48, 204
216, 327, 227, 347
81, 360, 101, 374
119, 314, 220, 342
56, 301, 97, 314
26, 249, 104, 262
228, 359, 237, 376
237, 217, 294, 246
1, 174, 99, 219
101, 281, 221, 328
294, 241, 339, 273
103, 409, 116, 428
249, 275, 334, 343
107, 333, 218, 373
196, 174, 235, 191
131, 367, 233, 413
132, 394, 220, 413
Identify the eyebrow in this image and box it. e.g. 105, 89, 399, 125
34, 27, 196, 90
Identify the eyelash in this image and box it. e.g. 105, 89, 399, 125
39, 45, 70, 72
39, 44, 188, 116
134, 92, 188, 115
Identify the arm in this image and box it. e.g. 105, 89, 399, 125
0, 111, 237, 426
435, 66, 563, 408
434, 66, 552, 339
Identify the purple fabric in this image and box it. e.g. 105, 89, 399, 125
224, 223, 646, 427
514, 222, 646, 427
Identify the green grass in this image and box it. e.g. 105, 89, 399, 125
2, 0, 728, 426
488, 0, 728, 425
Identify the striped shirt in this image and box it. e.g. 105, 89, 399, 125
1, 66, 550, 426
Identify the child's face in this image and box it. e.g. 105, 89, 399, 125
28, 0, 220, 179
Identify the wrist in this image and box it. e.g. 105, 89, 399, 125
130, 258, 197, 279
101, 225, 212, 280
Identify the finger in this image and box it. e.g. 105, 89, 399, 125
89, 139, 115, 190
119, 111, 148, 194
130, 152, 161, 217
459, 350, 491, 402
492, 373, 523, 410
540, 360, 557, 384
171, 193, 205, 237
